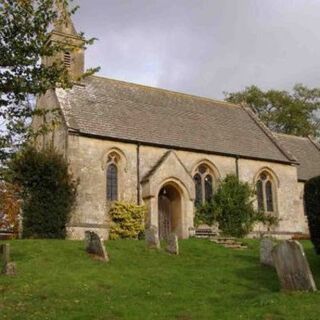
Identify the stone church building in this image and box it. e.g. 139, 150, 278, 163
34, 14, 320, 240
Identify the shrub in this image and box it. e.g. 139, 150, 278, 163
109, 201, 146, 240
8, 146, 77, 238
195, 174, 278, 238
194, 200, 217, 227
304, 176, 320, 254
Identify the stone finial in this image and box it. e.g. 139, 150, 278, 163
145, 225, 160, 249
166, 233, 179, 255
84, 231, 109, 262
272, 240, 317, 292
260, 238, 275, 267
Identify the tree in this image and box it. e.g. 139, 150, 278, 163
0, 0, 97, 163
304, 176, 320, 254
0, 181, 21, 233
225, 84, 320, 137
7, 146, 77, 238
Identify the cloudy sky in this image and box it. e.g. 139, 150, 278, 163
73, 0, 320, 99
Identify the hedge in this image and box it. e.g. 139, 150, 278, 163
304, 176, 320, 254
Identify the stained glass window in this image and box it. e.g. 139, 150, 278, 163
256, 171, 276, 213
194, 173, 202, 207
204, 175, 213, 202
193, 164, 215, 206
107, 163, 118, 201
266, 181, 274, 212
256, 180, 264, 211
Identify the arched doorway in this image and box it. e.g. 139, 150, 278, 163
158, 184, 182, 240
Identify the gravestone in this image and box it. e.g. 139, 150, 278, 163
272, 240, 317, 292
260, 238, 275, 267
84, 231, 109, 262
1, 244, 17, 276
166, 233, 179, 255
145, 225, 160, 249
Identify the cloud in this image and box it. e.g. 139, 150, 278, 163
74, 0, 320, 99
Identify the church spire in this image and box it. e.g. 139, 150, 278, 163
44, 0, 85, 80
54, 0, 78, 36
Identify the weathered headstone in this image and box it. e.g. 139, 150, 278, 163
1, 244, 17, 276
260, 238, 275, 267
84, 231, 109, 262
166, 233, 179, 255
272, 240, 317, 292
2, 262, 17, 276
145, 225, 160, 249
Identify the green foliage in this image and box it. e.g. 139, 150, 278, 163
195, 174, 278, 237
0, 0, 98, 163
225, 84, 320, 137
304, 176, 320, 254
7, 146, 77, 238
194, 200, 217, 227
212, 175, 258, 237
109, 201, 146, 240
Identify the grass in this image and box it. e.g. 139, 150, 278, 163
0, 239, 319, 320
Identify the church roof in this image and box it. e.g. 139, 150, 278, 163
276, 133, 320, 181
56, 75, 297, 164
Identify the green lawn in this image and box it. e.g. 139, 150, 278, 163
0, 239, 319, 320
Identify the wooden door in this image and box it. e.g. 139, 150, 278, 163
158, 195, 171, 240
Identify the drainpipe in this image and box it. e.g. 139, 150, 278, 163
137, 143, 141, 205
235, 155, 240, 180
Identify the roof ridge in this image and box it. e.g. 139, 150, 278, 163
275, 132, 310, 140
141, 151, 171, 183
308, 136, 320, 152
89, 75, 240, 108
241, 105, 298, 163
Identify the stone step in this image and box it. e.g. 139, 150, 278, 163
210, 237, 247, 250
223, 243, 247, 249
195, 229, 219, 238
211, 239, 236, 245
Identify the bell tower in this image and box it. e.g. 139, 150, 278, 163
44, 1, 85, 81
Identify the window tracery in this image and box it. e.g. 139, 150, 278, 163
255, 171, 276, 213
193, 164, 214, 206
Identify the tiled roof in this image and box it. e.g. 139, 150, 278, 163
56, 76, 295, 164
276, 134, 320, 181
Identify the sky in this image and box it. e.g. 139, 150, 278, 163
73, 0, 320, 99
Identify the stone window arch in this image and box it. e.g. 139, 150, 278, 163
193, 163, 217, 206
255, 170, 278, 213
106, 152, 120, 202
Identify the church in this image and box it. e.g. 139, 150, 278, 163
34, 13, 320, 240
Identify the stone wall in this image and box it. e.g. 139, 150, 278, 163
65, 134, 307, 239
33, 90, 68, 156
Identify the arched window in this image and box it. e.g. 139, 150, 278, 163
255, 171, 276, 213
193, 164, 214, 206
106, 152, 120, 201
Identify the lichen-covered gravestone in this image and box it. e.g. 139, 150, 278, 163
1, 244, 17, 276
84, 231, 109, 262
166, 233, 179, 255
272, 240, 317, 292
260, 238, 275, 267
145, 225, 160, 249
